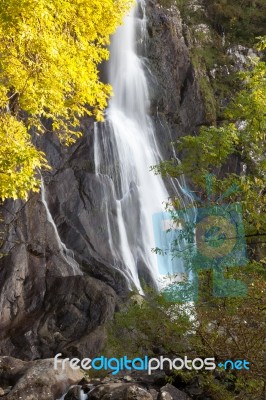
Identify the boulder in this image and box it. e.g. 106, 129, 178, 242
0, 356, 83, 400
149, 388, 159, 400
89, 383, 153, 400
159, 384, 191, 400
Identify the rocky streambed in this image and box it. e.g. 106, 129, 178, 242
0, 356, 207, 400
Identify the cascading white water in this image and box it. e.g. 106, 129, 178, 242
94, 0, 189, 291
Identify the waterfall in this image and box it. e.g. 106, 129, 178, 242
94, 0, 189, 291
40, 179, 82, 276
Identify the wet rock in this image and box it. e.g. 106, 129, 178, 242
125, 385, 153, 400
64, 385, 81, 400
78, 377, 89, 386
123, 375, 134, 382
82, 384, 95, 394
185, 377, 204, 397
0, 357, 83, 400
159, 392, 172, 400
4, 387, 13, 395
149, 388, 159, 400
120, 370, 166, 387
159, 384, 191, 400
89, 383, 153, 400
89, 383, 125, 399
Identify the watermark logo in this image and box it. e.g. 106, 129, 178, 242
54, 354, 250, 374
218, 359, 250, 370
54, 354, 216, 375
153, 175, 248, 301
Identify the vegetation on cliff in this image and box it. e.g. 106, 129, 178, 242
160, 0, 266, 123
153, 37, 266, 246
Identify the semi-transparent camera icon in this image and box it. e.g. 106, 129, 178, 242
153, 203, 248, 302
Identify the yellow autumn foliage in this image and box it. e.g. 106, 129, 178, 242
0, 115, 48, 200
0, 0, 133, 200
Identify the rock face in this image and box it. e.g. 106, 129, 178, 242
0, 132, 125, 360
0, 262, 117, 359
0, 0, 205, 360
146, 0, 204, 161
0, 356, 83, 400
